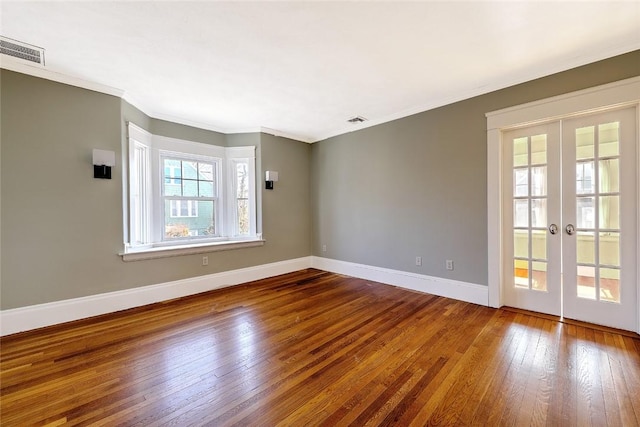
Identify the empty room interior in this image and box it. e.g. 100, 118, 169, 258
1, 2, 640, 425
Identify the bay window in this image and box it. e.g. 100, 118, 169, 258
124, 123, 260, 259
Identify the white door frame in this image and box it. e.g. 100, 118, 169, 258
486, 76, 640, 333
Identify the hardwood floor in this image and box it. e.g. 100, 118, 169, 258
1, 269, 639, 426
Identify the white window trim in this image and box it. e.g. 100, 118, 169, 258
120, 239, 265, 262
227, 147, 257, 238
486, 76, 640, 333
123, 123, 262, 260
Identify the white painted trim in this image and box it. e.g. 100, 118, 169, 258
314, 48, 640, 142
0, 61, 309, 143
120, 239, 265, 262
6, 44, 638, 145
487, 77, 640, 130
486, 78, 640, 333
1, 255, 497, 336
149, 109, 235, 137
257, 127, 314, 144
636, 105, 640, 335
311, 257, 488, 307
0, 257, 311, 336
0, 56, 124, 98
487, 128, 503, 308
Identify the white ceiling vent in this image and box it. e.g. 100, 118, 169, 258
347, 116, 367, 124
0, 36, 45, 66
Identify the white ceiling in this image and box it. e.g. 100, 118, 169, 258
2, 1, 639, 142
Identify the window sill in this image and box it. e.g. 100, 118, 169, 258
120, 238, 265, 262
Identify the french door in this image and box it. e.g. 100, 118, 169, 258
502, 107, 637, 331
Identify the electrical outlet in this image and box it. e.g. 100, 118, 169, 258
446, 259, 454, 270
322, 244, 327, 252
202, 256, 208, 266
415, 256, 422, 266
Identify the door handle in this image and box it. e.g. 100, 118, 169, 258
565, 224, 575, 235
549, 224, 558, 235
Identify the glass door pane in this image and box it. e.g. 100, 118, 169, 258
511, 134, 548, 292
562, 107, 637, 331
502, 122, 561, 317
572, 122, 621, 303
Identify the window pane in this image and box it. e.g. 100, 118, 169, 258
163, 159, 183, 196
513, 137, 528, 167
599, 268, 620, 303
514, 169, 528, 197
182, 161, 198, 180
531, 134, 546, 165
237, 163, 249, 199
182, 180, 198, 197
164, 200, 215, 239
514, 259, 529, 288
576, 162, 594, 194
599, 159, 619, 193
531, 198, 547, 228
576, 232, 595, 265
599, 122, 619, 157
599, 196, 619, 230
164, 180, 182, 196
532, 261, 547, 292
514, 200, 528, 227
514, 230, 528, 258
164, 159, 181, 179
576, 197, 595, 229
531, 229, 546, 260
199, 181, 214, 197
576, 126, 594, 160
198, 163, 214, 181
168, 200, 198, 218
577, 266, 596, 300
600, 232, 620, 267
237, 199, 250, 235
197, 200, 216, 236
531, 166, 546, 196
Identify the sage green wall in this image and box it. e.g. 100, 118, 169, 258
260, 133, 311, 257
1, 70, 123, 309
1, 70, 311, 310
311, 50, 640, 286
2, 51, 638, 310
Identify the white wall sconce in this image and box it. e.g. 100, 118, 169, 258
93, 149, 115, 179
265, 171, 278, 190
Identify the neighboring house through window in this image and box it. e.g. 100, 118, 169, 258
169, 200, 198, 218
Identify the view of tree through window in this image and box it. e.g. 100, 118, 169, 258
236, 162, 250, 235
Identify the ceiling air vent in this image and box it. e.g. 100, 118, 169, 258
347, 116, 367, 124
0, 36, 45, 66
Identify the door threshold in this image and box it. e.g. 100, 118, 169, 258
501, 306, 639, 338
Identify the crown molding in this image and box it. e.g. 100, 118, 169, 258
313, 43, 640, 142
257, 127, 314, 144
1, 59, 310, 142
1, 56, 124, 98
4, 42, 638, 145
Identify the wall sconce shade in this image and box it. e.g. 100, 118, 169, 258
93, 149, 115, 179
265, 171, 278, 190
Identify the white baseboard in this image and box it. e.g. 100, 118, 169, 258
311, 256, 488, 306
1, 256, 489, 337
0, 257, 312, 336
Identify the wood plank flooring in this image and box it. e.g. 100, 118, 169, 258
1, 269, 639, 426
